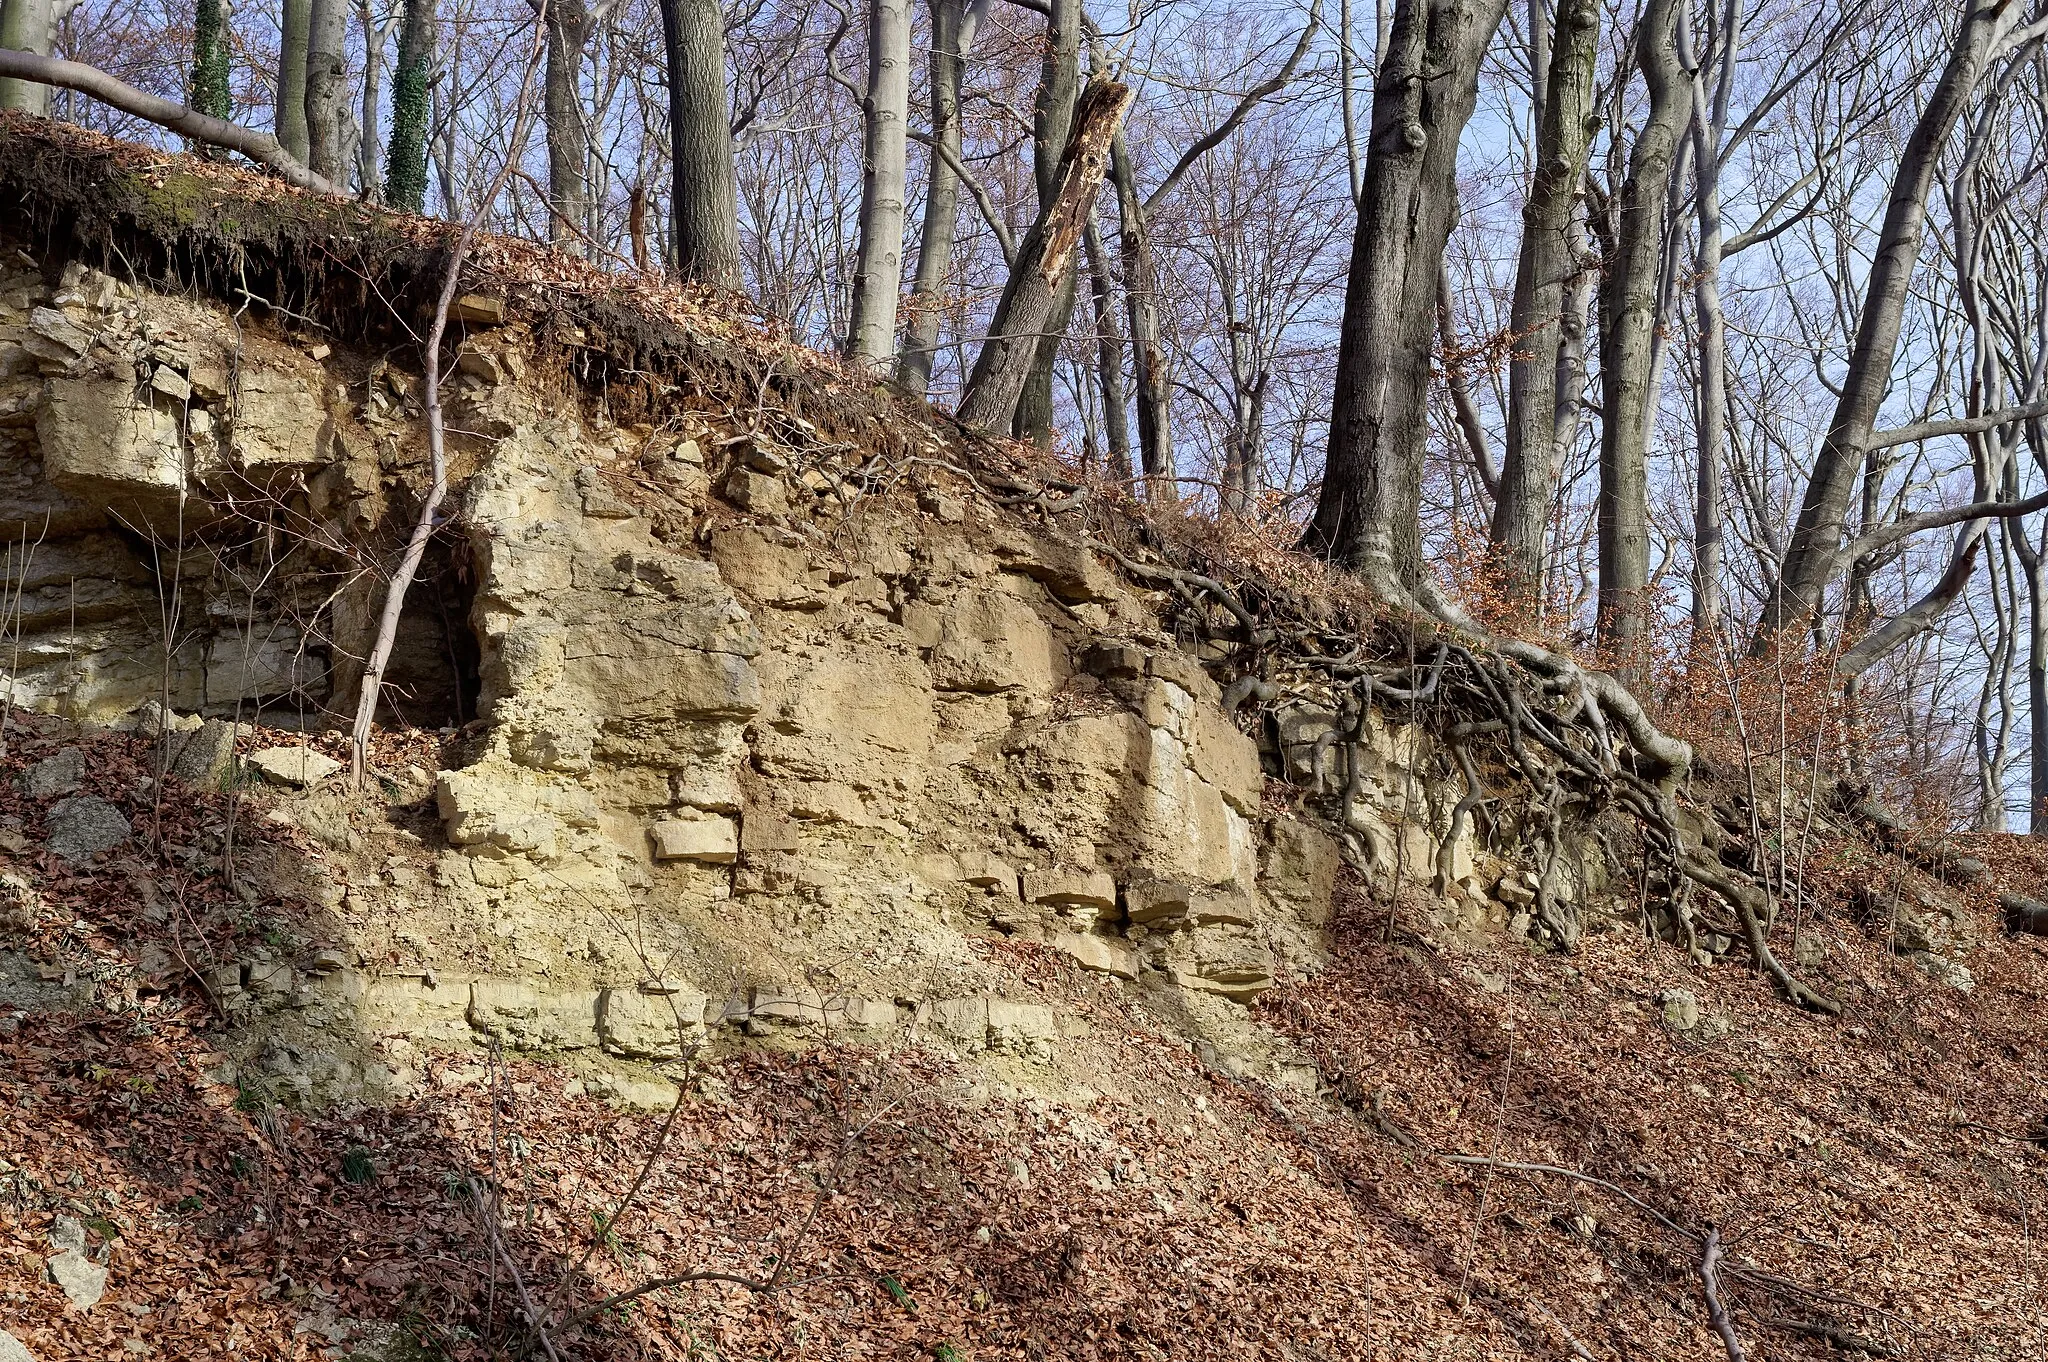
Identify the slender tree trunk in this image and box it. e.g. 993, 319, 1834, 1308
1305, 0, 1508, 602
959, 78, 1132, 432
1758, 0, 2008, 643
0, 0, 55, 115
277, 0, 311, 161
900, 0, 985, 393
357, 0, 392, 199
2019, 510, 2048, 833
1491, 0, 1597, 604
1083, 216, 1133, 482
661, 0, 741, 287
899, 0, 982, 394
1013, 0, 1079, 443
1593, 0, 1684, 680
846, 0, 912, 369
306, 0, 349, 181
432, 25, 459, 212
542, 0, 596, 254
1110, 132, 1174, 495
385, 0, 434, 211
1680, 3, 1733, 642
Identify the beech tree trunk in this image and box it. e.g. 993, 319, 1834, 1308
1491, 0, 1596, 605
661, 0, 741, 288
846, 0, 912, 370
542, 0, 597, 253
1306, 0, 1508, 602
1758, 0, 2008, 643
1679, 2, 1735, 641
306, 0, 349, 181
1013, 0, 1079, 444
276, 0, 311, 163
0, 0, 56, 115
1593, 0, 1684, 680
958, 78, 1132, 433
898, 0, 985, 394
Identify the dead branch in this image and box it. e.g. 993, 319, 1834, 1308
1699, 1226, 1749, 1362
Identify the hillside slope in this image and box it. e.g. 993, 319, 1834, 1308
0, 123, 2044, 1362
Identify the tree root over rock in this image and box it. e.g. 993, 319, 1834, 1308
1055, 512, 1841, 1012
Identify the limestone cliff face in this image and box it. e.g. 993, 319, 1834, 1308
1, 253, 1412, 1101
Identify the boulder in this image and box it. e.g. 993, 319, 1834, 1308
986, 998, 1058, 1060
37, 375, 194, 530
930, 996, 990, 1048
1178, 931, 1276, 1001
599, 985, 707, 1058
24, 747, 85, 799
956, 851, 1018, 892
724, 467, 789, 515
45, 795, 130, 863
466, 980, 601, 1051
1123, 878, 1191, 925
168, 718, 242, 787
45, 1216, 106, 1311
1262, 817, 1340, 926
1656, 988, 1701, 1032
248, 746, 343, 788
436, 761, 596, 855
0, 1327, 34, 1362
649, 815, 738, 863
1051, 932, 1139, 980
226, 367, 330, 470
928, 588, 1062, 695
1022, 866, 1118, 916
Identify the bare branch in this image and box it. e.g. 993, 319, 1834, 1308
0, 50, 334, 192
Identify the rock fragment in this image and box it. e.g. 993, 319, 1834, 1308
45, 795, 130, 863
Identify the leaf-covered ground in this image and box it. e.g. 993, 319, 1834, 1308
3, 721, 2047, 1361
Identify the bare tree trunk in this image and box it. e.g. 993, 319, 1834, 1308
958, 78, 1132, 433
658, 0, 739, 286
1758, 0, 2008, 642
541, 0, 596, 254
1013, 0, 1080, 444
1593, 0, 1684, 680
307, 0, 349, 182
1110, 132, 1174, 496
1305, 0, 1508, 603
357, 0, 393, 199
0, 0, 55, 115
1083, 216, 1133, 482
277, 0, 312, 162
1554, 200, 1594, 460
899, 0, 984, 394
1491, 0, 1597, 604
1679, 1, 1736, 641
2018, 507, 2048, 833
846, 0, 912, 369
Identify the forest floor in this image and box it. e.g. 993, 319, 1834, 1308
2, 721, 2046, 1362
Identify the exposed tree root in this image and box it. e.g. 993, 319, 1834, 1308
1053, 516, 1842, 1011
